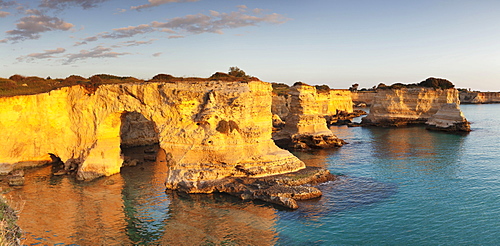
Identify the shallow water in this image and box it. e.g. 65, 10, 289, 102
7, 104, 500, 245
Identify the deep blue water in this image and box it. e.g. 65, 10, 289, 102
10, 104, 500, 245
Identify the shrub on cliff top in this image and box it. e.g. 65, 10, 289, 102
418, 77, 454, 89
228, 66, 247, 78
151, 74, 175, 81
272, 83, 290, 96
315, 84, 331, 93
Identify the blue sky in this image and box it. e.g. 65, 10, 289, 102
1, 0, 500, 91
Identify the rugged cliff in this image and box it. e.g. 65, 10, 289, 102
273, 84, 346, 149
272, 87, 353, 120
0, 81, 305, 192
362, 87, 469, 131
362, 87, 460, 126
459, 91, 500, 104
426, 103, 470, 132
351, 91, 376, 106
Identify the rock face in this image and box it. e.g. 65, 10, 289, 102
362, 88, 461, 127
459, 91, 500, 104
272, 88, 353, 120
351, 91, 377, 106
0, 81, 305, 192
426, 103, 471, 132
273, 84, 346, 149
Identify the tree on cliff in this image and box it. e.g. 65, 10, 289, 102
418, 77, 454, 89
228, 66, 247, 78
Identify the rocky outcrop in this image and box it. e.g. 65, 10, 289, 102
362, 88, 461, 127
426, 103, 471, 132
273, 84, 346, 149
0, 81, 305, 192
272, 88, 353, 120
352, 91, 376, 106
459, 91, 500, 104
192, 166, 334, 209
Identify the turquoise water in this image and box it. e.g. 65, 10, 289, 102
9, 104, 500, 245
278, 104, 500, 245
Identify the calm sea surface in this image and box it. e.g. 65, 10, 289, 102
7, 104, 500, 245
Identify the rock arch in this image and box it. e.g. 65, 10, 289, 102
0, 81, 305, 192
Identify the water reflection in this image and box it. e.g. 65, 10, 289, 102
11, 166, 131, 245
160, 192, 278, 246
365, 127, 466, 177
8, 146, 280, 245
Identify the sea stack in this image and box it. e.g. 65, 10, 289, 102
426, 103, 471, 132
273, 83, 347, 149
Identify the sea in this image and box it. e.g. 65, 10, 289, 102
6, 103, 500, 245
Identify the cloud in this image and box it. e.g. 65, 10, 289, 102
39, 0, 109, 9
168, 35, 184, 39
0, 10, 9, 17
115, 39, 157, 47
64, 45, 130, 64
80, 7, 290, 42
0, 0, 17, 8
5, 9, 74, 41
17, 47, 66, 62
152, 52, 162, 57
131, 0, 199, 11
152, 10, 290, 35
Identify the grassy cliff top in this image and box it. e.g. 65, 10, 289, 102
0, 73, 260, 98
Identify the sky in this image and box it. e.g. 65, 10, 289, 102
1, 0, 500, 91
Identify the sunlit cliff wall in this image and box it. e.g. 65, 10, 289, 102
351, 91, 376, 106
459, 91, 500, 104
272, 88, 353, 120
362, 88, 460, 126
0, 81, 305, 191
274, 84, 346, 149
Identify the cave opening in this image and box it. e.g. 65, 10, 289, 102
119, 111, 161, 168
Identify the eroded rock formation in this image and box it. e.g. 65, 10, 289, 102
426, 103, 470, 132
273, 84, 346, 149
362, 87, 470, 132
459, 91, 500, 104
362, 87, 460, 126
0, 81, 305, 192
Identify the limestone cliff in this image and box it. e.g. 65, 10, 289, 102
0, 81, 305, 192
362, 88, 461, 126
351, 91, 376, 106
273, 84, 346, 149
426, 103, 470, 132
459, 91, 500, 104
272, 88, 353, 120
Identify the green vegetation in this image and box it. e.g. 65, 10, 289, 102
0, 68, 262, 98
271, 83, 290, 96
314, 84, 331, 93
0, 196, 22, 245
377, 77, 455, 90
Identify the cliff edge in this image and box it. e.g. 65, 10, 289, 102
0, 80, 305, 193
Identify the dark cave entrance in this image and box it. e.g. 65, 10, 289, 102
119, 111, 161, 168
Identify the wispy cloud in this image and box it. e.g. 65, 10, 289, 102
114, 39, 157, 47
168, 35, 184, 39
131, 0, 199, 11
152, 52, 162, 57
80, 7, 290, 42
64, 46, 130, 64
0, 0, 17, 8
39, 0, 110, 10
0, 10, 9, 17
5, 9, 74, 41
17, 47, 66, 62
